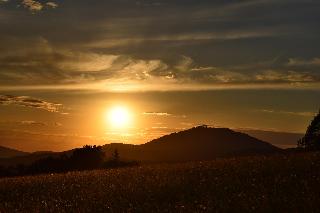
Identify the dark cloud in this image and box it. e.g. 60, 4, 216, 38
0, 95, 63, 112
0, 40, 319, 88
0, 0, 319, 90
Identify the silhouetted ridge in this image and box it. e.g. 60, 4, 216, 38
0, 126, 281, 166
0, 146, 28, 159
238, 129, 303, 149
102, 126, 280, 162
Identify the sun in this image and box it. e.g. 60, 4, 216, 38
107, 106, 131, 128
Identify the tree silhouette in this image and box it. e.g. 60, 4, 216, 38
0, 145, 138, 177
70, 145, 105, 170
112, 149, 120, 162
298, 110, 320, 150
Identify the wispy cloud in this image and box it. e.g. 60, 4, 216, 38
254, 70, 317, 83
143, 112, 171, 116
0, 120, 62, 126
46, 2, 58, 9
0, 95, 62, 112
260, 109, 316, 117
288, 58, 320, 66
1, 0, 58, 12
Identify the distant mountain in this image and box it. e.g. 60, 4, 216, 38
103, 126, 281, 162
0, 146, 29, 159
0, 150, 63, 167
237, 129, 303, 149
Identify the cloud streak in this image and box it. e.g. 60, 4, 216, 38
0, 95, 62, 112
143, 112, 172, 116
260, 109, 316, 117
288, 58, 320, 67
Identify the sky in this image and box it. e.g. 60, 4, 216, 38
0, 0, 320, 151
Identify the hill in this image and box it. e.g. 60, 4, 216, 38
0, 126, 281, 166
0, 146, 28, 159
103, 126, 281, 162
237, 129, 303, 149
0, 151, 58, 167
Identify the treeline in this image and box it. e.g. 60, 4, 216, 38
0, 145, 138, 177
298, 110, 320, 150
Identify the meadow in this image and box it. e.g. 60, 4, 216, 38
1, 152, 320, 212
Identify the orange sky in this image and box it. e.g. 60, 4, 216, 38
1, 0, 320, 151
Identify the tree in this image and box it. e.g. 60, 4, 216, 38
112, 149, 120, 162
69, 145, 105, 170
298, 110, 320, 150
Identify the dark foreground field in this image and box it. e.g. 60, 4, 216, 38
1, 152, 320, 212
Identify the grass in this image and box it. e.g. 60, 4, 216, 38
1, 152, 320, 212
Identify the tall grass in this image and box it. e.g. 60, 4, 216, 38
1, 152, 320, 212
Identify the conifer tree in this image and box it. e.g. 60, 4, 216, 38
298, 110, 320, 150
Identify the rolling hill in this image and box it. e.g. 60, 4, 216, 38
237, 129, 303, 149
0, 126, 281, 166
103, 126, 281, 162
0, 146, 28, 159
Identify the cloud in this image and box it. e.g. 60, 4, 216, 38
22, 0, 43, 11
165, 60, 319, 85
0, 37, 319, 91
0, 120, 63, 126
57, 52, 120, 72
46, 2, 58, 9
142, 112, 187, 119
288, 58, 320, 67
260, 109, 316, 117
1, 0, 58, 12
19, 120, 47, 126
0, 120, 47, 126
254, 70, 318, 83
0, 95, 62, 112
0, 38, 171, 85
0, 0, 320, 90
143, 112, 172, 116
151, 126, 168, 129
18, 120, 62, 126
86, 29, 278, 49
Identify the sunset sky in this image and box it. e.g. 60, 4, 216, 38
0, 0, 320, 152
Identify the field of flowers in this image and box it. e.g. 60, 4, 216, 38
1, 152, 320, 212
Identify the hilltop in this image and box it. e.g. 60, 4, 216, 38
103, 126, 281, 162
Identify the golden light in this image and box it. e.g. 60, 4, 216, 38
107, 106, 131, 128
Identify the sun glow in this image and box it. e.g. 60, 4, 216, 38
107, 106, 131, 128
